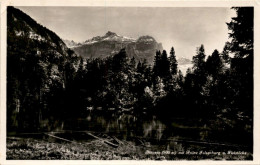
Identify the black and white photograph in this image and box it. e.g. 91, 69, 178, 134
1, 0, 258, 162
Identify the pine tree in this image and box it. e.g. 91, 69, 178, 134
221, 42, 231, 64
192, 44, 206, 75
76, 57, 84, 79
226, 7, 253, 120
177, 70, 184, 86
191, 45, 207, 89
142, 59, 148, 70
187, 45, 208, 116
160, 50, 170, 79
137, 61, 142, 73
206, 49, 223, 78
227, 7, 253, 59
112, 48, 128, 73
153, 50, 162, 77
129, 56, 136, 71
169, 47, 178, 75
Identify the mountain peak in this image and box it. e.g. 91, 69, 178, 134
137, 35, 156, 43
105, 31, 117, 37
82, 31, 135, 45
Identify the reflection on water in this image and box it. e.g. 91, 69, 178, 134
62, 110, 227, 147
11, 110, 250, 153
63, 112, 167, 141
143, 119, 165, 141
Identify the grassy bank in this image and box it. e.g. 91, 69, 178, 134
6, 136, 252, 160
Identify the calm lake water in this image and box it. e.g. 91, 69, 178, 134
57, 110, 251, 152
9, 110, 251, 152
63, 112, 168, 141
60, 111, 225, 145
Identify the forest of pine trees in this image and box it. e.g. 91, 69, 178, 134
7, 7, 253, 147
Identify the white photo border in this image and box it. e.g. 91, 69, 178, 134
1, 0, 259, 164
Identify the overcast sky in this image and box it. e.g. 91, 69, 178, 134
17, 7, 235, 59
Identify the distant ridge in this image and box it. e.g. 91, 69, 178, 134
64, 31, 163, 65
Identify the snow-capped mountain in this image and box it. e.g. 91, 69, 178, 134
64, 31, 163, 65
63, 31, 137, 49
83, 31, 136, 45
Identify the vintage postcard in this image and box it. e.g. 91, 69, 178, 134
0, 0, 259, 164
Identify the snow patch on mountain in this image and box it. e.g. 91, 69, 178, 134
83, 31, 136, 45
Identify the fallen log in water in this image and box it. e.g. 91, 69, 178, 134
7, 137, 23, 140
44, 133, 76, 143
9, 131, 120, 148
112, 136, 123, 145
86, 132, 119, 148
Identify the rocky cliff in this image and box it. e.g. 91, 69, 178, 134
65, 31, 163, 65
